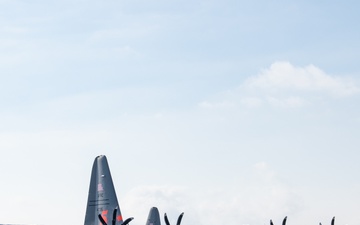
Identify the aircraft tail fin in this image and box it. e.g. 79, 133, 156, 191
84, 155, 124, 225
146, 207, 161, 225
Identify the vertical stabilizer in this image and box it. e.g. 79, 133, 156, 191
146, 207, 161, 225
84, 155, 124, 225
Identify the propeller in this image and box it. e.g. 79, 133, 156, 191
176, 213, 184, 225
164, 212, 185, 225
164, 213, 170, 225
112, 208, 118, 225
270, 216, 287, 225
282, 216, 287, 225
121, 217, 134, 225
319, 216, 335, 225
98, 207, 134, 225
98, 214, 107, 225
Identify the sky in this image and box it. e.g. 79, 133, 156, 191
0, 0, 360, 225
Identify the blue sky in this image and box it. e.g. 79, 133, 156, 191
0, 1, 360, 225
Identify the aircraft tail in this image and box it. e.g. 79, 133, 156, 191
146, 207, 161, 225
84, 155, 124, 225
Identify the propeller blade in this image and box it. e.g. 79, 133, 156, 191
331, 217, 335, 225
176, 213, 184, 225
121, 217, 134, 225
98, 214, 108, 225
112, 208, 118, 225
164, 213, 170, 225
282, 216, 287, 225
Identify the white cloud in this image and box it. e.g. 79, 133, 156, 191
121, 163, 299, 225
266, 96, 308, 108
244, 61, 360, 97
198, 100, 236, 109
253, 161, 275, 180
122, 186, 194, 225
239, 97, 263, 108
200, 61, 359, 110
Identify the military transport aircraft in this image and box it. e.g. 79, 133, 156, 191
84, 155, 184, 225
